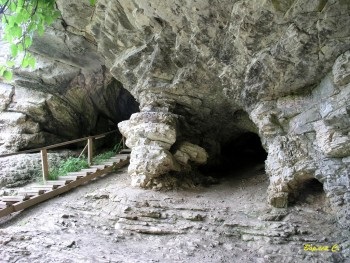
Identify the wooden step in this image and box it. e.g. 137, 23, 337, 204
102, 160, 127, 167
119, 149, 131, 154
101, 162, 115, 166
90, 164, 107, 169
2, 196, 26, 204
66, 171, 87, 177
23, 190, 42, 197
19, 189, 41, 196
58, 176, 79, 182
106, 159, 121, 164
31, 185, 55, 191
80, 168, 98, 173
114, 154, 130, 159
109, 157, 122, 160
45, 180, 67, 187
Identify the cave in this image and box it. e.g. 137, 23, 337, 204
201, 132, 267, 178
220, 132, 267, 173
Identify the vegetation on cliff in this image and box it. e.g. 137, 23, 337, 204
0, 0, 59, 80
0, 0, 96, 80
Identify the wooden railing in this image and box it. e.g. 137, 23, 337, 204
0, 130, 120, 181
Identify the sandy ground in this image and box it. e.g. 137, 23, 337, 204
0, 164, 349, 263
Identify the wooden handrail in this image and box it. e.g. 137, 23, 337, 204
0, 129, 123, 182
0, 130, 119, 158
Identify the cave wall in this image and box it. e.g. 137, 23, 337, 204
0, 2, 139, 154
0, 0, 349, 226
87, 0, 350, 226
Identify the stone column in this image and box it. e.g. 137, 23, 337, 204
118, 109, 181, 187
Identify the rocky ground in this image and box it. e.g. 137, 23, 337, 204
0, 163, 349, 263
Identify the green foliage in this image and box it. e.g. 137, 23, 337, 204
93, 141, 123, 164
112, 140, 122, 153
93, 151, 115, 165
0, 0, 98, 81
0, 0, 59, 80
35, 139, 123, 181
49, 157, 89, 180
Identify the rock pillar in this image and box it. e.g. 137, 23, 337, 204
118, 109, 181, 187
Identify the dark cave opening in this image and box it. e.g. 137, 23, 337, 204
201, 132, 267, 178
92, 84, 139, 153
220, 132, 267, 171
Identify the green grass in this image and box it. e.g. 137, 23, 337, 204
93, 140, 122, 164
47, 140, 123, 180
93, 151, 115, 165
49, 157, 89, 180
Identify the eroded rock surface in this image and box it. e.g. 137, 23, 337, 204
89, 0, 350, 227
0, 3, 139, 155
0, 151, 73, 188
119, 111, 178, 186
0, 0, 349, 229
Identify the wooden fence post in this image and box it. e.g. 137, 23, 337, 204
41, 149, 49, 181
88, 138, 93, 166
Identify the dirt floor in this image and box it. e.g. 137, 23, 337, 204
0, 163, 349, 263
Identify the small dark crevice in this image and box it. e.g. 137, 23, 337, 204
154, 17, 164, 27
289, 178, 325, 205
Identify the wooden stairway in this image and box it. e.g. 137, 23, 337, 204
0, 151, 130, 218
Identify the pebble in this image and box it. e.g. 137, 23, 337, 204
61, 214, 74, 219
65, 240, 76, 248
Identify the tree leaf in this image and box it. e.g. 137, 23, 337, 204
28, 57, 36, 68
11, 24, 22, 38
37, 24, 45, 36
10, 44, 18, 57
21, 57, 29, 68
3, 70, 13, 81
24, 37, 32, 48
0, 0, 61, 71
0, 66, 6, 76
9, 1, 16, 11
6, 60, 15, 67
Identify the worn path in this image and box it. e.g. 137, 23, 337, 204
0, 165, 349, 262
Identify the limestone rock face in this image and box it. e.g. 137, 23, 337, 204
173, 142, 208, 166
0, 4, 139, 155
1, 0, 349, 227
90, 0, 350, 226
119, 111, 177, 149
118, 111, 181, 186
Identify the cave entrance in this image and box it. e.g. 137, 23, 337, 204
198, 132, 268, 204
92, 82, 139, 153
220, 132, 267, 175
200, 132, 267, 181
